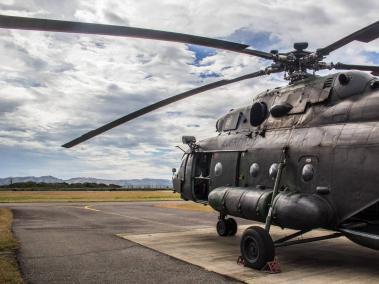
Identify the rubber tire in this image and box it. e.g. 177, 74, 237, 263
216, 219, 229, 236
226, 218, 238, 236
240, 226, 275, 269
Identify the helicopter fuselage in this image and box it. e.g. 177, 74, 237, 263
173, 71, 379, 249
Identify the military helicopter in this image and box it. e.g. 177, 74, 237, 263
1, 15, 379, 270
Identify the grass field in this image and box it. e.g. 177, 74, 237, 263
0, 190, 181, 203
0, 208, 23, 283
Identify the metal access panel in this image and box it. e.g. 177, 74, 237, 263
238, 148, 283, 189
209, 151, 240, 190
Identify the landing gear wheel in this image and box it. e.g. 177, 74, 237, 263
216, 219, 228, 236
240, 226, 275, 269
226, 218, 237, 236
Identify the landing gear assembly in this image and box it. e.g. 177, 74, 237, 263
215, 216, 344, 271
240, 226, 275, 269
238, 226, 343, 271
217, 147, 344, 271
216, 214, 238, 236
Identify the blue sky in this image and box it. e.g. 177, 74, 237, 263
0, 0, 378, 179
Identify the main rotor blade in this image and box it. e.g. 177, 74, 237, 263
317, 21, 379, 56
0, 15, 274, 60
62, 69, 274, 148
333, 62, 379, 75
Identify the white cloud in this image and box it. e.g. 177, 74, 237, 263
0, 0, 378, 179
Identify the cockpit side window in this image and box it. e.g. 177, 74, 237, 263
223, 112, 242, 131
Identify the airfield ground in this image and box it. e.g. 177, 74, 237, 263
1, 199, 379, 283
0, 190, 180, 202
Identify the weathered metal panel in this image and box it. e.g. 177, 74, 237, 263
332, 144, 379, 222
209, 152, 240, 190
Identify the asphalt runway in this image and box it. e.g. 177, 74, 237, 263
3, 201, 379, 283
6, 201, 240, 284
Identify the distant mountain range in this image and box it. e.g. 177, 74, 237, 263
0, 176, 172, 188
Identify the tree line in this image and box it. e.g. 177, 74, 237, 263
0, 181, 121, 190
0, 182, 171, 191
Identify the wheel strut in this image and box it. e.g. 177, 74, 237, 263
274, 231, 343, 247
218, 213, 226, 220
265, 146, 288, 232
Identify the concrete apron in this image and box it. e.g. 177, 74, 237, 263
118, 225, 379, 284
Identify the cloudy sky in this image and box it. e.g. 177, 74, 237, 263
0, 0, 378, 180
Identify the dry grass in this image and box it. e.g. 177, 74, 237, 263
155, 202, 214, 212
0, 257, 23, 284
0, 209, 18, 251
0, 191, 181, 203
0, 208, 23, 283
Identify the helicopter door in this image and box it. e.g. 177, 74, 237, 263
192, 152, 212, 202
209, 152, 240, 190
